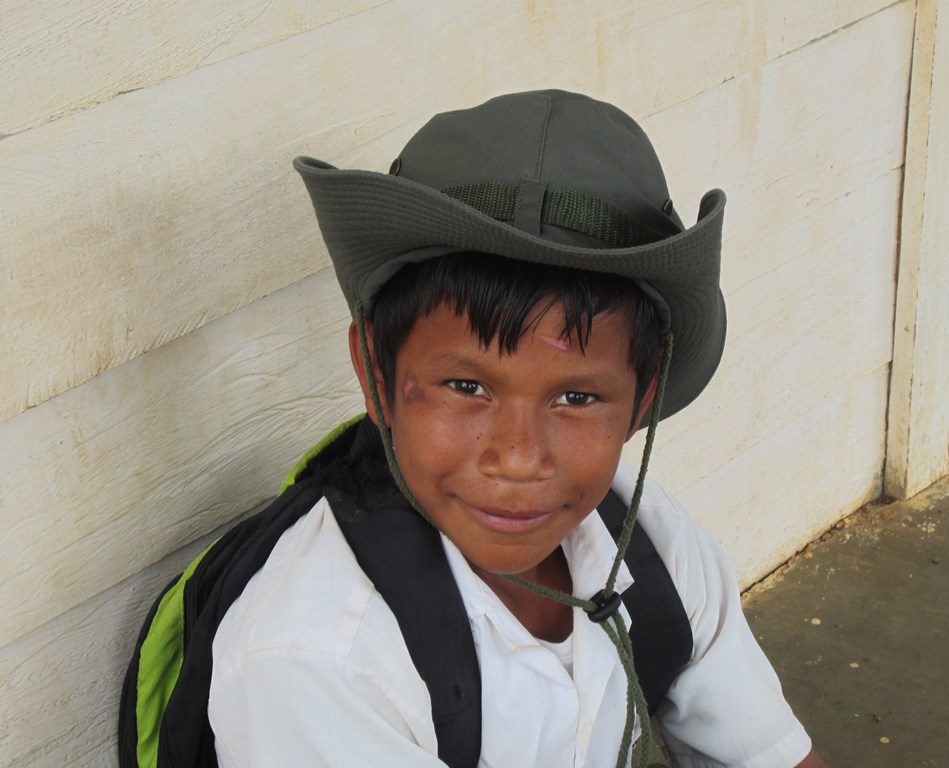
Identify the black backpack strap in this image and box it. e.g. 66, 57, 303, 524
326, 421, 481, 768
596, 488, 694, 715
157, 476, 328, 767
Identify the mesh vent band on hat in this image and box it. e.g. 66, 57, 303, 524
441, 183, 669, 247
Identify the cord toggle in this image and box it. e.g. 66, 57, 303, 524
587, 589, 622, 623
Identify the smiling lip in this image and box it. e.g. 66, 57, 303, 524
471, 506, 553, 533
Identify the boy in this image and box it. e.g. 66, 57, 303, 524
207, 90, 825, 767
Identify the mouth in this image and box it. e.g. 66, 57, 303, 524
470, 505, 553, 533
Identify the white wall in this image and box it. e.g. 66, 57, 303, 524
1, 1, 943, 764
886, 0, 949, 498
624, 2, 913, 580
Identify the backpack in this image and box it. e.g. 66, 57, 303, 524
118, 416, 692, 768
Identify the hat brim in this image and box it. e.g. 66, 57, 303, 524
294, 157, 726, 423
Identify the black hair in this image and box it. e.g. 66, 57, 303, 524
370, 252, 661, 418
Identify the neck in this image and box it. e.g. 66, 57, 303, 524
470, 547, 574, 642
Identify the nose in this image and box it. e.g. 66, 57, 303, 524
478, 404, 555, 481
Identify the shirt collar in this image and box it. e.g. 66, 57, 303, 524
441, 500, 635, 623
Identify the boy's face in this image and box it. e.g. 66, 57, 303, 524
352, 302, 649, 583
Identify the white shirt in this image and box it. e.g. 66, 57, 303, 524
209, 464, 811, 767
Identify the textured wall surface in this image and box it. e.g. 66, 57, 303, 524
886, 0, 949, 498
1, 0, 941, 764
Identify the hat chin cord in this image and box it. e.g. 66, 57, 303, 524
355, 300, 673, 768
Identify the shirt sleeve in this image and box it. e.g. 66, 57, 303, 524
210, 646, 447, 768
208, 498, 446, 767
634, 481, 813, 768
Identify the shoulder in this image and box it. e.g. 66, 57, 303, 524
612, 464, 813, 766
211, 495, 425, 695
209, 495, 440, 764
611, 462, 748, 658
612, 463, 728, 596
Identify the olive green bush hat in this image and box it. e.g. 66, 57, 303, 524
294, 89, 726, 420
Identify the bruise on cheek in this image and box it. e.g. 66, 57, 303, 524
401, 373, 426, 404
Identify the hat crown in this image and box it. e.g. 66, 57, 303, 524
393, 90, 682, 247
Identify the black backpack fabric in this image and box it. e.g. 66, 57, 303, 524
119, 416, 692, 768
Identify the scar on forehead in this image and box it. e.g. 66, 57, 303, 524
402, 373, 425, 403
537, 334, 571, 351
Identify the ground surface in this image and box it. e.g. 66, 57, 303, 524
743, 475, 949, 767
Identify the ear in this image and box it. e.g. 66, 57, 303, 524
348, 320, 391, 426
625, 370, 660, 441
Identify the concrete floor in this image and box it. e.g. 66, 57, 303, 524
743, 476, 949, 767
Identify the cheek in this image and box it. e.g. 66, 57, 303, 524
391, 400, 479, 484
560, 408, 630, 449
554, 417, 628, 482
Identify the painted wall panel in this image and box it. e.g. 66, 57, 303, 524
680, 365, 890, 583
1, 0, 894, 137
0, 271, 360, 647
619, 5, 912, 578
0, 528, 219, 767
0, 0, 389, 136
887, 0, 949, 497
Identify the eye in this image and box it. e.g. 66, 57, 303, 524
556, 391, 597, 406
447, 380, 486, 397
